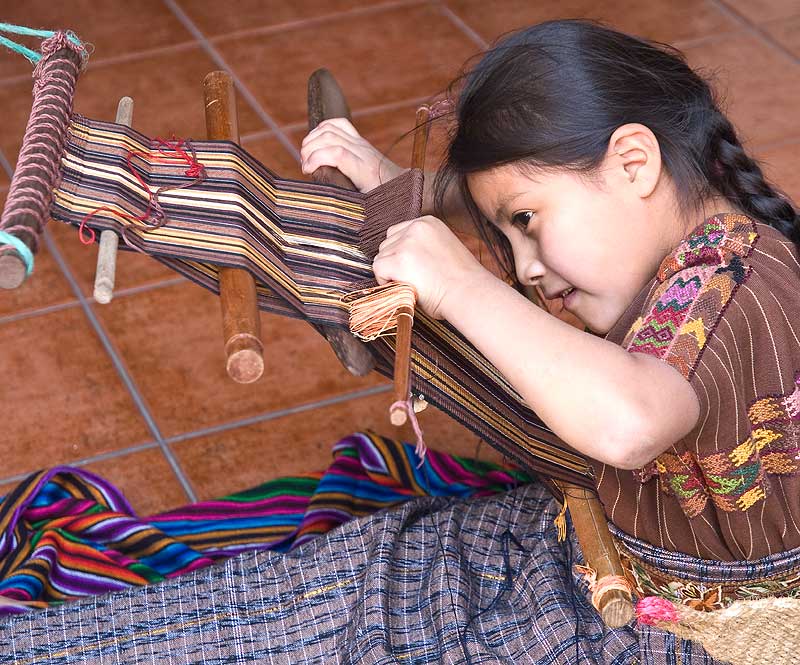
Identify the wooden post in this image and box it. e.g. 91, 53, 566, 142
203, 71, 264, 384
307, 68, 376, 377
93, 97, 133, 304
557, 482, 634, 628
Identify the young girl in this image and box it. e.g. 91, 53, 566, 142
301, 18, 800, 571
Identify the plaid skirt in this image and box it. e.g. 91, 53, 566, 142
0, 478, 742, 665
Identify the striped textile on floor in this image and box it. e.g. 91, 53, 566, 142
0, 432, 529, 614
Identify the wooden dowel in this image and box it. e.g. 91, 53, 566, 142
203, 71, 264, 384
93, 96, 133, 304
559, 481, 634, 628
307, 68, 376, 377
389, 105, 431, 426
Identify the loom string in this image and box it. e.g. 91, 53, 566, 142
77, 136, 207, 250
0, 24, 85, 65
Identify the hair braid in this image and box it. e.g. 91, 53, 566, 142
706, 110, 799, 244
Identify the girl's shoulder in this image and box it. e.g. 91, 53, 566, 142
620, 213, 800, 382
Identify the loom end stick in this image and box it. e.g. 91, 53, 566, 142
307, 67, 375, 376
561, 483, 635, 628
93, 96, 134, 304
0, 254, 27, 290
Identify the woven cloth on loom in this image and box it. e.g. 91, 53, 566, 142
0, 432, 529, 615
49, 115, 592, 488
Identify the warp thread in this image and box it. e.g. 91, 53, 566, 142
78, 136, 206, 250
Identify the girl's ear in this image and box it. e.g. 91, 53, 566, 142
607, 123, 662, 198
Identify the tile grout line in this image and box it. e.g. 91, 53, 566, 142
434, 1, 488, 49
708, 0, 800, 65
165, 383, 393, 445
0, 384, 392, 488
0, 441, 162, 488
204, 0, 428, 46
162, 0, 302, 163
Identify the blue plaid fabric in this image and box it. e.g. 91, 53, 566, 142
0, 482, 727, 664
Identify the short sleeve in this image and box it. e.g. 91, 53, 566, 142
621, 214, 757, 381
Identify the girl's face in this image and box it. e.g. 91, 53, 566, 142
466, 163, 681, 334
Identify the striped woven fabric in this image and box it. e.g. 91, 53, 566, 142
50, 114, 593, 488
0, 432, 530, 615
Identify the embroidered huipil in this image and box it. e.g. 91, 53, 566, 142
591, 213, 800, 561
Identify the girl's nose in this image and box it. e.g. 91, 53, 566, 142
512, 239, 546, 286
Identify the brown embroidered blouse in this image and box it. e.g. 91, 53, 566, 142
591, 213, 800, 561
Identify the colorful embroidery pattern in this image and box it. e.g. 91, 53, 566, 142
624, 214, 757, 380
615, 543, 800, 612
648, 373, 800, 518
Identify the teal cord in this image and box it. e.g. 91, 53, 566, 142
0, 34, 41, 64
0, 231, 35, 276
0, 23, 85, 65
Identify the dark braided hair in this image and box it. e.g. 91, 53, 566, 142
433, 19, 800, 271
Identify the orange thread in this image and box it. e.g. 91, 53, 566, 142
342, 282, 417, 341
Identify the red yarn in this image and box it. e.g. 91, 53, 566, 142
77, 136, 206, 244
636, 596, 679, 626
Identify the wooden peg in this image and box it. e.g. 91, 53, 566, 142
307, 68, 376, 377
92, 96, 133, 304
389, 105, 431, 427
560, 482, 634, 627
203, 71, 264, 384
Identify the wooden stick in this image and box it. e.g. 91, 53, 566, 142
307, 68, 376, 377
92, 97, 133, 304
389, 106, 430, 426
557, 481, 634, 628
203, 71, 264, 384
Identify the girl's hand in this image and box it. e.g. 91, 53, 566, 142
373, 216, 489, 320
300, 118, 405, 193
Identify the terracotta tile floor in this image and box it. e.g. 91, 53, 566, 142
0, 0, 798, 516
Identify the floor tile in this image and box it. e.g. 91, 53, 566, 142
443, 0, 739, 46
82, 447, 191, 516
754, 139, 800, 203
179, 0, 385, 37
683, 32, 800, 146
215, 4, 478, 127
0, 193, 77, 319
0, 0, 194, 82
762, 14, 800, 59
95, 281, 387, 438
46, 218, 179, 299
722, 0, 800, 24
0, 307, 152, 477
0, 448, 191, 519
173, 390, 500, 500
240, 134, 305, 180
0, 46, 265, 167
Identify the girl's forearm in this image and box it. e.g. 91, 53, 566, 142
441, 270, 699, 468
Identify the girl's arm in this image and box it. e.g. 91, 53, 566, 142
442, 268, 700, 469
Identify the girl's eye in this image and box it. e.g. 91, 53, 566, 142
511, 211, 535, 230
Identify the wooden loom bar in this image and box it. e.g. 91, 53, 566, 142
307, 68, 376, 377
92, 96, 133, 304
203, 71, 264, 384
